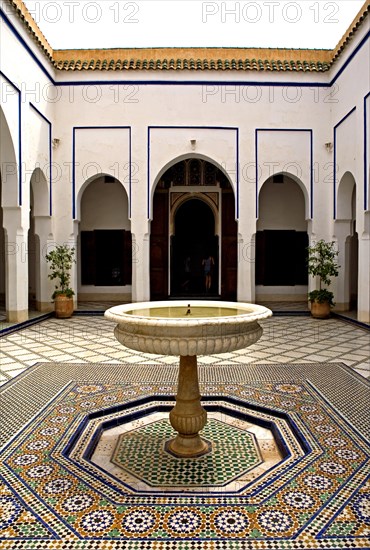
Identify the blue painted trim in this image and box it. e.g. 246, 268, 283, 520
128, 127, 132, 218
332, 312, 370, 331
59, 80, 333, 88
72, 128, 76, 219
364, 92, 370, 211
0, 7, 54, 83
255, 128, 313, 219
0, 70, 22, 206
310, 130, 313, 219
147, 126, 239, 219
29, 103, 53, 215
236, 128, 239, 218
333, 106, 357, 219
18, 86, 22, 205
72, 126, 132, 219
149, 125, 239, 131
331, 30, 370, 86
147, 126, 150, 219
0, 312, 53, 337
1, 6, 369, 89
255, 129, 259, 218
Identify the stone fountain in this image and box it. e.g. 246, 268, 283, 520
105, 300, 272, 458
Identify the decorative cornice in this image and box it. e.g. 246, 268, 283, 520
5, 0, 53, 61
332, 0, 370, 62
3, 0, 370, 73
52, 47, 332, 72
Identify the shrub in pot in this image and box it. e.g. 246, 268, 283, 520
307, 239, 339, 319
45, 245, 76, 318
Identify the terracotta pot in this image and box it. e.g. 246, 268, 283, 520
54, 295, 74, 319
310, 300, 331, 319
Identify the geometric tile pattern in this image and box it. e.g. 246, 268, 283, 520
89, 410, 285, 493
1, 378, 369, 548
111, 418, 262, 487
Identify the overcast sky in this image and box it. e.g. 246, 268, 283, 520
21, 0, 365, 50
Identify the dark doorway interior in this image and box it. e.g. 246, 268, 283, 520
81, 229, 132, 286
255, 230, 308, 285
171, 199, 218, 296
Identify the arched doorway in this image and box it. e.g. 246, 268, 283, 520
28, 186, 37, 310
0, 105, 22, 320
256, 173, 308, 301
27, 168, 52, 312
0, 175, 4, 316
172, 199, 217, 295
78, 175, 132, 301
349, 187, 358, 309
336, 172, 358, 312
150, 158, 237, 300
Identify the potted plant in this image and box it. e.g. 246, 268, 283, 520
307, 239, 340, 319
45, 245, 76, 318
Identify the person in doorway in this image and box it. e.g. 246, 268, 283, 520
202, 254, 214, 293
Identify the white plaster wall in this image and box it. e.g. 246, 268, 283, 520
74, 127, 131, 218
256, 131, 311, 219
335, 112, 357, 194
148, 128, 238, 210
258, 177, 306, 231
80, 177, 130, 231
1, 0, 369, 315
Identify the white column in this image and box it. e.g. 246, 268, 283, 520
333, 220, 352, 311
3, 207, 29, 322
237, 231, 255, 302
131, 229, 150, 302
34, 216, 54, 312
357, 215, 370, 323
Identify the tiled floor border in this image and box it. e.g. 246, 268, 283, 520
1, 360, 369, 451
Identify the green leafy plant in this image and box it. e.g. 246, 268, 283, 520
307, 240, 340, 307
45, 245, 76, 300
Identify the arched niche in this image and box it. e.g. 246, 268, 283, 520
337, 171, 356, 220
335, 171, 358, 311
256, 173, 308, 298
0, 106, 19, 317
150, 153, 237, 219
28, 168, 52, 311
78, 174, 132, 296
0, 107, 18, 208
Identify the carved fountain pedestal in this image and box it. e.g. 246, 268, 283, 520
105, 300, 272, 458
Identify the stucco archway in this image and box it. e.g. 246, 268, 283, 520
150, 158, 237, 300
78, 174, 132, 302
255, 172, 308, 301
335, 171, 357, 311
0, 106, 26, 321
0, 107, 18, 208
28, 168, 52, 312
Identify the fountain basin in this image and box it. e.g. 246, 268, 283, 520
105, 300, 272, 457
104, 300, 272, 356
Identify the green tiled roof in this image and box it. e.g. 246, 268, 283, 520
53, 57, 332, 72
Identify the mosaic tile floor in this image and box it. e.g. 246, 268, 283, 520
0, 313, 369, 548
0, 362, 369, 549
1, 314, 369, 385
